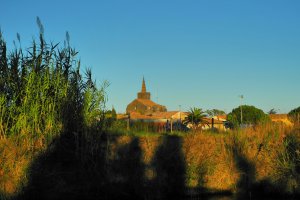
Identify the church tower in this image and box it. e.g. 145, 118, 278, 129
137, 77, 151, 100
126, 77, 167, 114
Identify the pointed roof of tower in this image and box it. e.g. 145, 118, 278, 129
141, 76, 147, 92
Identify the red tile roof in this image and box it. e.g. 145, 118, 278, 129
129, 112, 161, 120
135, 98, 163, 107
128, 111, 187, 120
150, 111, 179, 119
203, 117, 224, 124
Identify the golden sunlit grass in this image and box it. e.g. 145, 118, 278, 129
0, 138, 29, 197
0, 123, 299, 198
103, 123, 297, 194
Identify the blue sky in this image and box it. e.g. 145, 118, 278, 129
1, 0, 300, 113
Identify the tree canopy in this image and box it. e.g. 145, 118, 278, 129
227, 105, 270, 127
183, 107, 208, 131
206, 109, 226, 117
288, 106, 300, 125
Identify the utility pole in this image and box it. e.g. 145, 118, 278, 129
179, 105, 182, 131
239, 95, 244, 125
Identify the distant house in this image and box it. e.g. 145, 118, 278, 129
269, 114, 293, 126
187, 116, 228, 131
126, 77, 167, 114
129, 111, 188, 123
117, 111, 187, 132
150, 111, 188, 122
212, 115, 228, 131
213, 115, 227, 122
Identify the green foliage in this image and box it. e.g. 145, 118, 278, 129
0, 19, 108, 198
111, 107, 117, 119
0, 19, 107, 148
206, 109, 226, 117
183, 107, 208, 131
103, 107, 118, 128
110, 119, 127, 131
227, 105, 270, 127
288, 106, 300, 125
130, 121, 160, 133
82, 81, 108, 129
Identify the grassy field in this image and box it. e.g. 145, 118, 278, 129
0, 124, 299, 199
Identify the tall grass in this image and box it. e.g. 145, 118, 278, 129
0, 19, 107, 198
274, 130, 300, 194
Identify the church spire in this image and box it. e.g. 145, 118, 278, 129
141, 76, 146, 92
138, 77, 150, 100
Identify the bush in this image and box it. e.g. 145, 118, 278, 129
288, 106, 300, 126
227, 105, 270, 127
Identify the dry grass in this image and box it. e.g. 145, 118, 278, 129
102, 123, 295, 193
0, 124, 299, 198
0, 138, 30, 197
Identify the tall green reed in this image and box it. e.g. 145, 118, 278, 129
0, 17, 107, 150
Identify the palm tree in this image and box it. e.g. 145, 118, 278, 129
183, 107, 208, 132
268, 108, 277, 114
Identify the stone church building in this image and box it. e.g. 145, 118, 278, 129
126, 78, 167, 114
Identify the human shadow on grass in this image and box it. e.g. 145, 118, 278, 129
231, 144, 256, 199
18, 132, 102, 199
18, 132, 148, 200
105, 137, 145, 199
232, 138, 300, 200
149, 135, 186, 199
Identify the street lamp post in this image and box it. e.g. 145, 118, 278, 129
179, 105, 182, 131
239, 95, 244, 125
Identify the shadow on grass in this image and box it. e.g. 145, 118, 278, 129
16, 134, 189, 200
17, 133, 146, 200
18, 132, 104, 199
105, 137, 145, 199
231, 144, 255, 199
13, 130, 300, 200
232, 134, 300, 200
150, 135, 186, 199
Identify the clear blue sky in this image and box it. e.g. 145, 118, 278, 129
1, 0, 300, 113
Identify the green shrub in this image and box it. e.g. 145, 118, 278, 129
288, 106, 300, 126
227, 105, 270, 127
